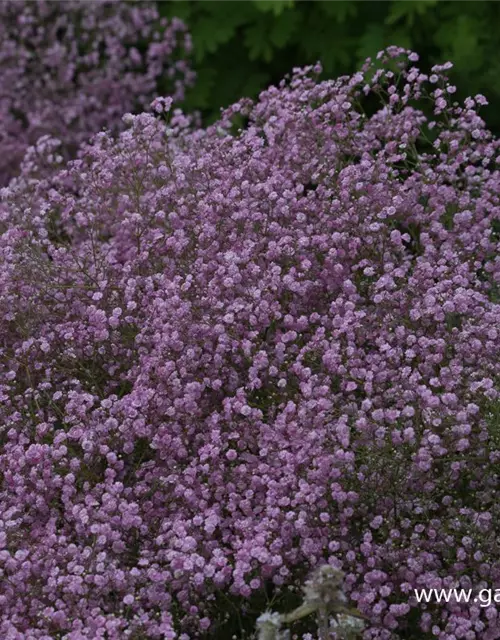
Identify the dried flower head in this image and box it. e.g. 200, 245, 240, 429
303, 565, 347, 610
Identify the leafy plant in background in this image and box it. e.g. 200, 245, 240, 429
160, 0, 500, 134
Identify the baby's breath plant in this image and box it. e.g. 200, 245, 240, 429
0, 47, 499, 639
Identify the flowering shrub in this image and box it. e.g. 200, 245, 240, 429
1, 47, 499, 639
0, 0, 193, 185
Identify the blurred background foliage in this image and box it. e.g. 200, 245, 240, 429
159, 0, 500, 134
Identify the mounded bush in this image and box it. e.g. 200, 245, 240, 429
0, 48, 499, 639
0, 0, 193, 185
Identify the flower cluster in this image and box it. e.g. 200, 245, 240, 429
0, 0, 193, 185
1, 47, 499, 639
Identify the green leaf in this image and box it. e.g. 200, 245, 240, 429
181, 66, 217, 111
244, 18, 275, 62
253, 0, 294, 17
157, 1, 193, 22
190, 15, 240, 61
434, 14, 482, 71
241, 71, 271, 99
355, 23, 386, 66
269, 10, 300, 49
319, 1, 358, 23
297, 12, 354, 73
386, 0, 438, 27
387, 28, 412, 51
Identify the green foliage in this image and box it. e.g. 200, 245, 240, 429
385, 0, 438, 27
252, 0, 295, 16
159, 0, 500, 134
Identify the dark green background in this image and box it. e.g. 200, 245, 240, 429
160, 1, 500, 133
